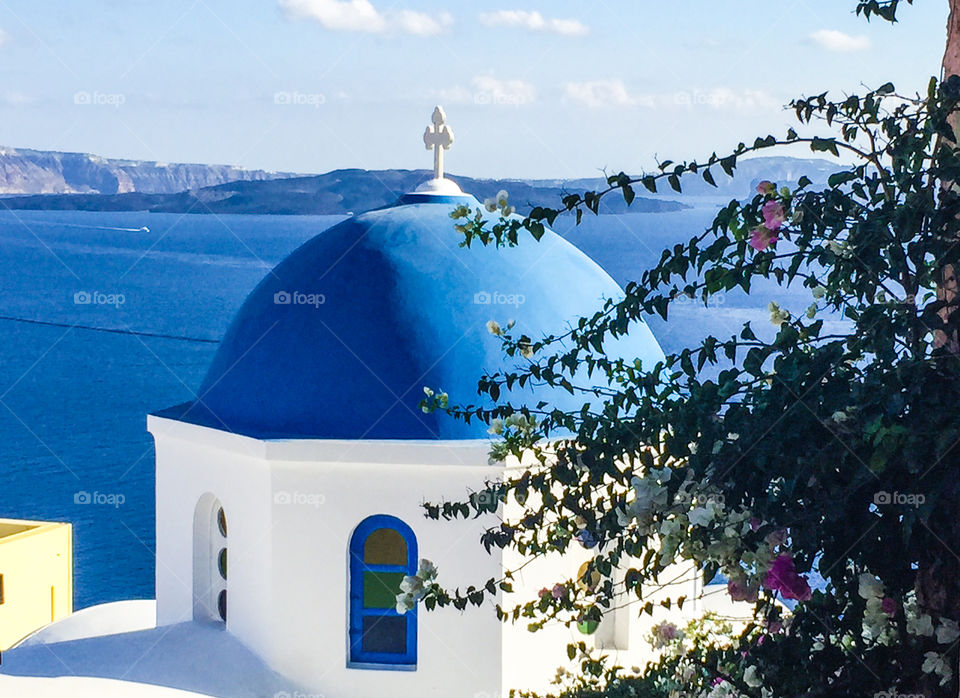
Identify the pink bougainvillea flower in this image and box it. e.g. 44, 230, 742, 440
727, 579, 759, 603
538, 587, 551, 599
763, 554, 813, 602
551, 583, 566, 600
749, 226, 778, 252
749, 517, 761, 531
762, 200, 787, 230
881, 597, 897, 616
756, 180, 776, 195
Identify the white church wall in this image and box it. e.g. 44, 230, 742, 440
265, 443, 505, 698
149, 417, 275, 664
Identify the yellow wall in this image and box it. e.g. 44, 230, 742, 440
0, 519, 72, 650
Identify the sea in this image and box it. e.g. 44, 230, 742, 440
0, 203, 816, 608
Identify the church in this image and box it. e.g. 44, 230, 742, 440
0, 108, 750, 698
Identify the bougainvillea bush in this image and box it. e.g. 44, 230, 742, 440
416, 2, 960, 696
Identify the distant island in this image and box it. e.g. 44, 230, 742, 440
0, 145, 843, 216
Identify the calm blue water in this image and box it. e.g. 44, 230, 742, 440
0, 204, 812, 609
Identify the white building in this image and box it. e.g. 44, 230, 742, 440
0, 107, 748, 698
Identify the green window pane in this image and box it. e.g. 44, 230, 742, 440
364, 528, 407, 566
364, 571, 405, 609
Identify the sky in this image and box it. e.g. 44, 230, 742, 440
0, 0, 950, 179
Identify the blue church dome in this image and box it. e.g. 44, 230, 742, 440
157, 190, 665, 440
157, 188, 668, 440
158, 105, 665, 440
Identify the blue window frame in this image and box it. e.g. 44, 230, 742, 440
348, 515, 418, 669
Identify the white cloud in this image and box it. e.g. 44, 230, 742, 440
564, 81, 781, 112
278, 0, 451, 36
478, 10, 588, 36
429, 76, 536, 107
564, 79, 636, 108
810, 29, 871, 53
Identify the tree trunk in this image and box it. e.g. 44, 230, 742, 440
915, 8, 960, 698
937, 0, 960, 352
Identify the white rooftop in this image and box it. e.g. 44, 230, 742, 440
1, 601, 300, 697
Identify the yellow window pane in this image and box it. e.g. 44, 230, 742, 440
364, 528, 407, 566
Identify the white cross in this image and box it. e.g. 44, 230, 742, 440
423, 105, 454, 180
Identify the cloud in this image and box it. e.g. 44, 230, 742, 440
564, 81, 781, 112
429, 76, 536, 107
564, 80, 637, 108
478, 10, 588, 36
278, 0, 452, 35
810, 29, 871, 53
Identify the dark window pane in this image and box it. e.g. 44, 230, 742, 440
361, 615, 406, 654
364, 571, 405, 609
217, 590, 227, 622
218, 549, 228, 580
364, 528, 407, 565
217, 508, 227, 538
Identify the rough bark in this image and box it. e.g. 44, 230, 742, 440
936, 1, 960, 353
914, 7, 960, 697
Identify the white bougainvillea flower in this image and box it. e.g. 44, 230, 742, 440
908, 612, 935, 637
417, 559, 438, 582
688, 506, 715, 527
858, 573, 883, 600
937, 618, 960, 645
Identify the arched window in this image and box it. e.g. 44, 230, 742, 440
348, 515, 417, 669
